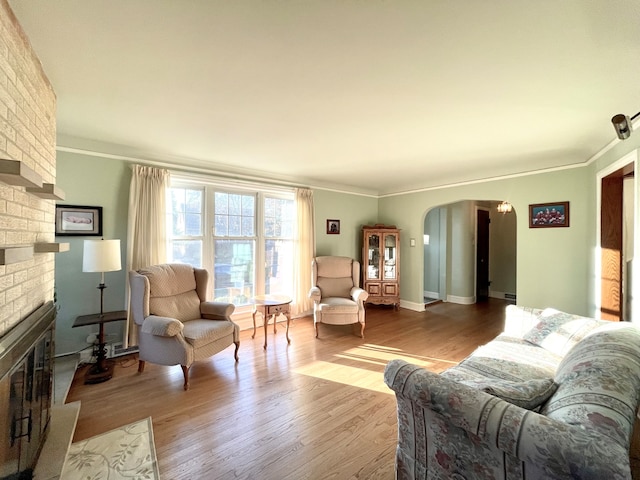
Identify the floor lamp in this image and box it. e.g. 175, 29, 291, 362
82, 239, 122, 382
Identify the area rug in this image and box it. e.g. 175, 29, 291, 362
62, 417, 160, 480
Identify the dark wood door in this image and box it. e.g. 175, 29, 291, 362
601, 173, 624, 321
476, 209, 490, 302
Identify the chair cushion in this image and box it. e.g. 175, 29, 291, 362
182, 319, 235, 349
140, 263, 198, 297
315, 256, 354, 277
317, 297, 358, 313
317, 277, 354, 298
149, 290, 202, 322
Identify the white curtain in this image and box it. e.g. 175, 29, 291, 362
292, 188, 315, 317
124, 164, 170, 346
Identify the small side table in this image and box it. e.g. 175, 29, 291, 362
251, 295, 292, 350
73, 310, 127, 384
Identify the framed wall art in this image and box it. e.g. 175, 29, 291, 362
529, 201, 569, 228
326, 219, 340, 234
55, 204, 103, 236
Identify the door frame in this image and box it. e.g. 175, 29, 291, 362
596, 149, 638, 320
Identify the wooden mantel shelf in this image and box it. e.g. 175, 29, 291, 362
0, 245, 34, 265
0, 159, 42, 189
27, 183, 66, 200
35, 242, 70, 253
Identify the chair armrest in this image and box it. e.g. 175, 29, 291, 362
350, 287, 368, 303
200, 301, 235, 320
308, 287, 321, 302
383, 359, 630, 477
141, 315, 184, 337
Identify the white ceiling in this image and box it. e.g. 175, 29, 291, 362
8, 1, 640, 196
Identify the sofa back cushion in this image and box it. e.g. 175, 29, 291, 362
523, 308, 602, 357
541, 323, 640, 449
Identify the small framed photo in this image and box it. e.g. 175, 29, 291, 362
55, 205, 103, 236
529, 202, 569, 228
326, 219, 340, 235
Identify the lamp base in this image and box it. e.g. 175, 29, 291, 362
84, 359, 115, 384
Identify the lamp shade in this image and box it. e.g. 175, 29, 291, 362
83, 239, 122, 273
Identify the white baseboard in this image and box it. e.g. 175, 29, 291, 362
446, 295, 475, 305
423, 290, 439, 299
400, 299, 426, 312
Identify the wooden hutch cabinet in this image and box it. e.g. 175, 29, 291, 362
362, 224, 400, 308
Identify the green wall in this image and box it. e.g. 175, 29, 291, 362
378, 167, 593, 315
313, 189, 378, 258
54, 152, 130, 355
53, 134, 640, 354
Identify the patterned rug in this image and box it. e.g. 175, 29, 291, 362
62, 417, 160, 480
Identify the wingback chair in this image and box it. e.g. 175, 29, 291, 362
308, 256, 369, 338
129, 263, 239, 390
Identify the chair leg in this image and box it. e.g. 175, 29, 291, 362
315, 322, 319, 338
234, 341, 240, 362
138, 360, 145, 373
182, 365, 190, 391
360, 323, 365, 339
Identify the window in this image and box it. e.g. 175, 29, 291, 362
167, 187, 204, 266
167, 179, 295, 310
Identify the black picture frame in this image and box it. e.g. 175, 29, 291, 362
55, 204, 103, 236
529, 201, 570, 228
326, 219, 340, 234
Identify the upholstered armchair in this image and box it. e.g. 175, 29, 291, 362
308, 256, 369, 338
129, 263, 239, 390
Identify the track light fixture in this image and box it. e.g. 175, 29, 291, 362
611, 112, 640, 140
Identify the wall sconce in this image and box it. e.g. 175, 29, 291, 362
497, 201, 513, 214
611, 112, 640, 140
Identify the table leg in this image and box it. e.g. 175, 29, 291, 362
263, 312, 269, 350
285, 312, 291, 344
251, 307, 258, 339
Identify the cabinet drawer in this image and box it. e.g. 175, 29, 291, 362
266, 304, 289, 315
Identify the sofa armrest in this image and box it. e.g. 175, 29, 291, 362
384, 359, 630, 478
141, 315, 184, 337
350, 287, 369, 304
503, 304, 544, 337
308, 287, 321, 302
200, 301, 235, 320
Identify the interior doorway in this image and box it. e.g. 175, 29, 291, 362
423, 201, 516, 306
476, 208, 490, 301
600, 161, 635, 321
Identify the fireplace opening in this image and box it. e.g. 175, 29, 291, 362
0, 301, 56, 480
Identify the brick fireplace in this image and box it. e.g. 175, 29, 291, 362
0, 2, 59, 478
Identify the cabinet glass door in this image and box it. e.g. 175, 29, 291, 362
366, 234, 380, 280
383, 234, 397, 279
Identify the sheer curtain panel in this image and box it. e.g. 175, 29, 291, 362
292, 188, 315, 316
125, 165, 170, 346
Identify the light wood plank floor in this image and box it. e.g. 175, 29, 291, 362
66, 299, 508, 480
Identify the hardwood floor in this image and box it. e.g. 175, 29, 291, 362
66, 299, 509, 480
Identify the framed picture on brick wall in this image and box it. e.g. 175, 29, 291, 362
55, 204, 103, 236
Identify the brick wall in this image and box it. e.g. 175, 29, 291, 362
0, 1, 57, 336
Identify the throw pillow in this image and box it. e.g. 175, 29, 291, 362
522, 309, 601, 357
461, 378, 558, 410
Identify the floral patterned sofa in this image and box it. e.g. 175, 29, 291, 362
384, 305, 640, 479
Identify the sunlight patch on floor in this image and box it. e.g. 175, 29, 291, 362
293, 344, 458, 393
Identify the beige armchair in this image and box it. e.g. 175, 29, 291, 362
129, 263, 239, 390
308, 256, 369, 338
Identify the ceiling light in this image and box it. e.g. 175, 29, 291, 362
611, 112, 640, 140
497, 201, 512, 214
